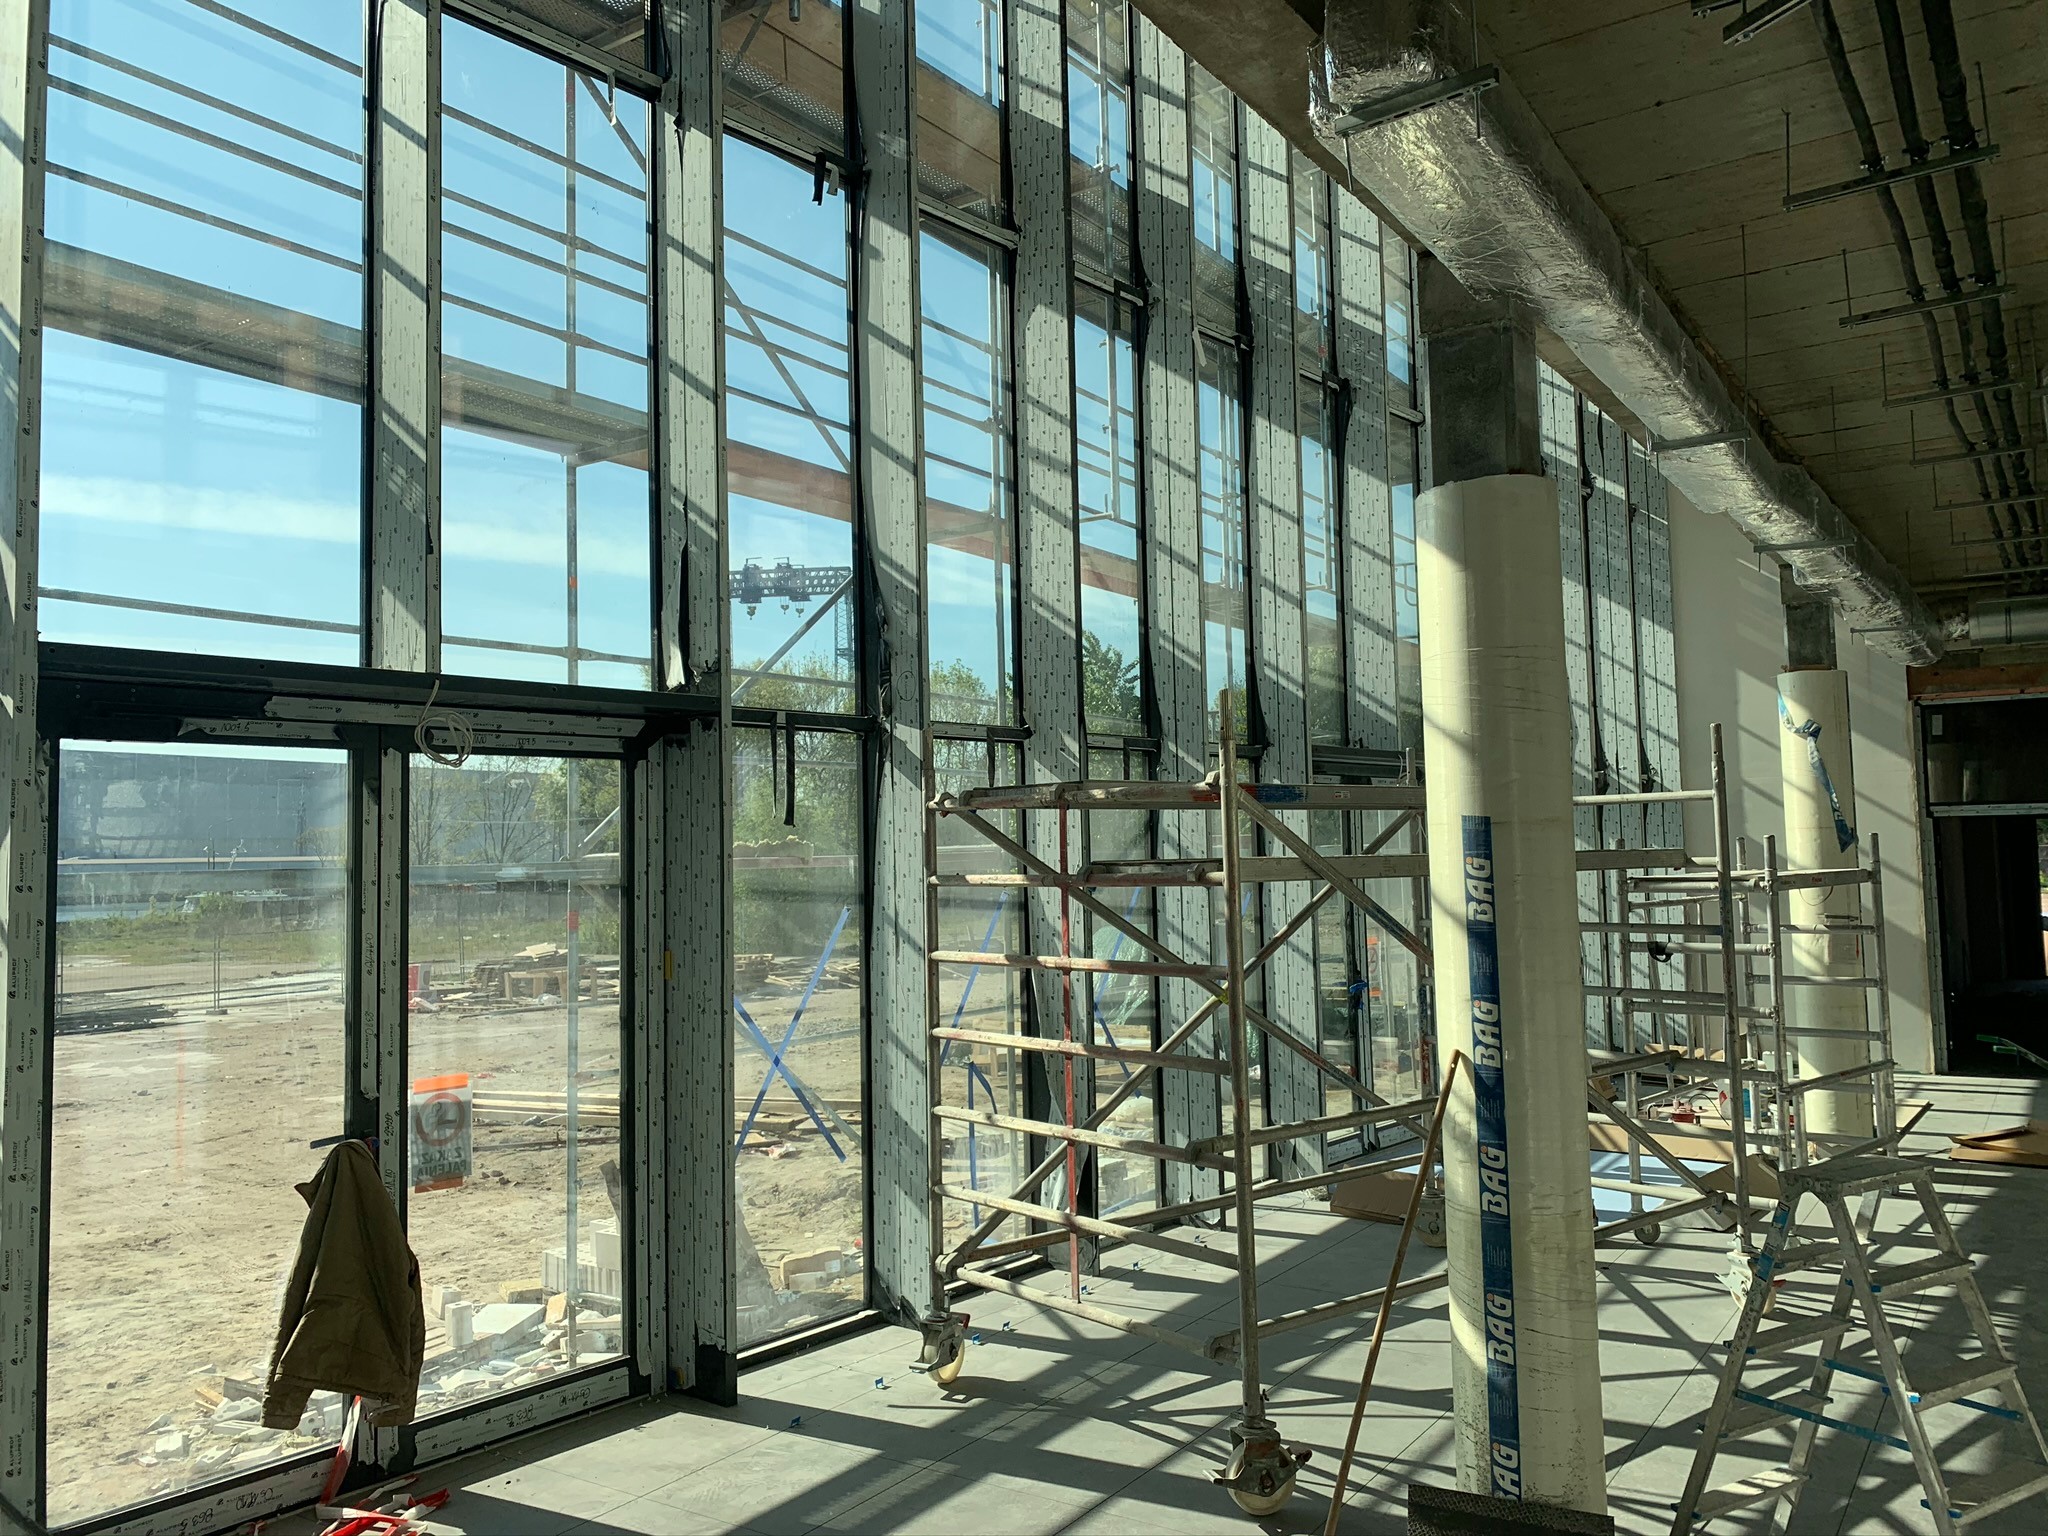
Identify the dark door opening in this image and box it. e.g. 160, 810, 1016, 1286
1934, 812, 2048, 1075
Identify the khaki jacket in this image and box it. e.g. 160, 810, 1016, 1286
262, 1141, 426, 1430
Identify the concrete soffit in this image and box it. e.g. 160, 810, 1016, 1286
1311, 0, 1942, 664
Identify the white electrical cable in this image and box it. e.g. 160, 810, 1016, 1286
415, 678, 475, 768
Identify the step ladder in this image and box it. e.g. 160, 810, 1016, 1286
1670, 1153, 2048, 1535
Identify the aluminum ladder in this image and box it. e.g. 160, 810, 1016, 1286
1670, 1153, 2048, 1534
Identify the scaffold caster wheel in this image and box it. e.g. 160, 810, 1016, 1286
914, 1311, 969, 1389
1222, 1444, 1298, 1517
1635, 1221, 1661, 1247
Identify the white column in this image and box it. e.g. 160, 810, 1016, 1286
1777, 666, 1871, 1138
1421, 472, 1605, 1514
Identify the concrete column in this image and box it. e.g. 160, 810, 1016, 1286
1420, 262, 1605, 1514
1777, 571, 1869, 1138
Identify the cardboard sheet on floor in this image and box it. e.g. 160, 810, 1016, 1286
1948, 1120, 2048, 1167
1327, 1167, 1419, 1222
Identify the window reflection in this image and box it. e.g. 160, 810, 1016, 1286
1302, 390, 1343, 744
723, 140, 857, 712
440, 18, 654, 687
1066, 0, 1133, 280
923, 228, 1016, 725
917, 0, 1005, 223
37, 0, 366, 663
1075, 284, 1144, 738
1392, 422, 1422, 751
1292, 152, 1332, 373
1386, 240, 1415, 403
1191, 64, 1239, 336
722, 0, 847, 156
1198, 338, 1248, 738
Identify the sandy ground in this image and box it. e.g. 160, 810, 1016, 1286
44, 943, 874, 1526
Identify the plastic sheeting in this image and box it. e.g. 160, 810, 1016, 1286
1420, 473, 1605, 1513
1777, 668, 1873, 1138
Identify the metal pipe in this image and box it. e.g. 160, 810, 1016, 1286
1812, 0, 2020, 570
1918, 0, 2044, 552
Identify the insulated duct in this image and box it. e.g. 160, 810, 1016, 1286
1312, 0, 1945, 665
1947, 594, 2048, 647
1420, 473, 1604, 1513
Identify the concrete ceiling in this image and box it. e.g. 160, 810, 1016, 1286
1141, 0, 2047, 603
1483, 0, 2046, 601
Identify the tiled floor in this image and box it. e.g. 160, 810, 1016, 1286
267, 1074, 2048, 1535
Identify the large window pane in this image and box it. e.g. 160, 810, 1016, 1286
1291, 152, 1332, 373
49, 743, 348, 1526
1066, 0, 1133, 281
38, 0, 366, 662
1386, 239, 1416, 405
722, 0, 846, 156
1190, 65, 1239, 338
407, 754, 626, 1416
1302, 389, 1343, 745
917, 0, 1005, 224
1198, 338, 1248, 737
1084, 745, 1158, 1217
1075, 285, 1144, 738
724, 140, 857, 711
440, 19, 654, 688
931, 739, 1028, 1251
923, 228, 1016, 725
732, 729, 867, 1348
1392, 422, 1423, 751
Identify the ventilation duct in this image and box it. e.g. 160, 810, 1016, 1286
1948, 595, 2048, 648
1311, 0, 1944, 665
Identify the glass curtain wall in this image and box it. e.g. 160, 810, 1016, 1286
439, 18, 654, 687
723, 139, 858, 711
1388, 241, 1423, 752
47, 744, 350, 1527
36, 0, 367, 663
731, 728, 866, 1348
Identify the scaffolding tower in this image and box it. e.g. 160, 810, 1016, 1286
1576, 725, 1900, 1257
914, 715, 1439, 1516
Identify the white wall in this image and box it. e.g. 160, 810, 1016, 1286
1667, 487, 1935, 1071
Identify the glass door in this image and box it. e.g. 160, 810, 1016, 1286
404, 752, 627, 1414
47, 740, 352, 1527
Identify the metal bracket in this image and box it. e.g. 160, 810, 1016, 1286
1784, 141, 1999, 213
1720, 0, 1818, 45
1653, 429, 1747, 461
1323, 65, 1500, 138
1755, 539, 1852, 554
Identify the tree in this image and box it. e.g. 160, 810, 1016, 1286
1082, 632, 1143, 734
450, 756, 554, 867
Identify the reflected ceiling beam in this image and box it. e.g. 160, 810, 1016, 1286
37, 242, 1142, 597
